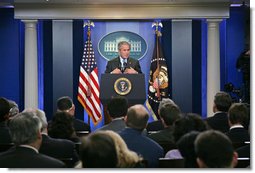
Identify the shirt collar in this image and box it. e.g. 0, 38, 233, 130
19, 145, 39, 153
230, 124, 244, 130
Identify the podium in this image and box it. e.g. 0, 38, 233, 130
100, 74, 146, 124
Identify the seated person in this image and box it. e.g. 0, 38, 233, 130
195, 130, 238, 168
0, 97, 12, 144
96, 96, 128, 133
55, 96, 91, 132
48, 111, 80, 143
0, 111, 64, 168
24, 108, 79, 167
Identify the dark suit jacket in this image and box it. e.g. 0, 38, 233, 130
206, 112, 230, 133
96, 118, 126, 133
39, 134, 79, 167
48, 118, 91, 132
148, 126, 175, 144
225, 127, 250, 143
73, 118, 91, 132
146, 120, 164, 132
105, 57, 142, 73
119, 128, 164, 168
0, 146, 65, 168
0, 121, 12, 144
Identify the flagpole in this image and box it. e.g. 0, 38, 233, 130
152, 21, 163, 100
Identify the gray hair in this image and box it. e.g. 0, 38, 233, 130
23, 108, 48, 129
118, 41, 131, 50
158, 98, 176, 111
9, 111, 42, 145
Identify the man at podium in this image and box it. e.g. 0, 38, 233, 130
105, 41, 142, 74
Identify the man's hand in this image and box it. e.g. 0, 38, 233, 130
124, 67, 138, 74
111, 68, 122, 74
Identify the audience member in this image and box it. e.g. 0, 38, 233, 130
177, 131, 200, 168
226, 103, 250, 143
0, 111, 65, 168
48, 111, 80, 143
79, 131, 118, 168
56, 96, 91, 132
96, 96, 128, 132
146, 98, 175, 132
7, 99, 19, 119
195, 130, 238, 168
119, 104, 164, 168
148, 100, 181, 144
23, 108, 79, 167
0, 97, 12, 144
76, 130, 144, 168
165, 113, 207, 159
206, 91, 232, 133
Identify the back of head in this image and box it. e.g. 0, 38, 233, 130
159, 103, 181, 126
9, 111, 42, 145
80, 132, 118, 168
48, 111, 75, 139
195, 130, 235, 168
57, 96, 73, 111
23, 108, 48, 130
214, 91, 232, 112
8, 99, 19, 118
177, 131, 200, 168
228, 103, 249, 126
126, 104, 149, 130
173, 113, 207, 142
107, 96, 128, 118
0, 97, 10, 122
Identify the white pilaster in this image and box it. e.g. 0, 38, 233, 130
206, 19, 222, 117
22, 20, 38, 109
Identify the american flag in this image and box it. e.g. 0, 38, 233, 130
78, 27, 102, 125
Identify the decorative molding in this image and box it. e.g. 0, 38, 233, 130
14, 2, 230, 19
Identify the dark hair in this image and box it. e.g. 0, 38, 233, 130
57, 96, 73, 111
107, 96, 128, 118
214, 91, 232, 112
80, 132, 118, 168
228, 103, 249, 125
48, 111, 75, 140
195, 130, 234, 168
177, 131, 200, 168
0, 97, 10, 122
159, 103, 181, 126
173, 113, 207, 142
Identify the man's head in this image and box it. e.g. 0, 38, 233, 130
125, 104, 149, 131
195, 130, 238, 168
8, 99, 19, 118
57, 96, 75, 116
118, 41, 131, 59
158, 99, 181, 127
213, 91, 232, 113
80, 131, 118, 168
9, 111, 42, 149
107, 96, 128, 119
228, 103, 249, 127
23, 108, 48, 133
0, 97, 10, 122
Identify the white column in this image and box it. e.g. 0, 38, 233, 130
22, 20, 38, 109
206, 19, 222, 117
